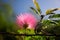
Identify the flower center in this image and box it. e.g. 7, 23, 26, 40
23, 23, 28, 29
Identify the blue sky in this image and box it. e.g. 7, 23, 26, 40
0, 0, 60, 30
1, 0, 60, 15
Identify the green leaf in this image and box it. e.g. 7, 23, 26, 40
30, 7, 38, 14
33, 0, 41, 15
49, 14, 60, 18
46, 8, 58, 15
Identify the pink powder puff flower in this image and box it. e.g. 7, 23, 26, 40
16, 13, 38, 29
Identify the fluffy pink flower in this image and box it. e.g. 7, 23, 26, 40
16, 13, 38, 29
